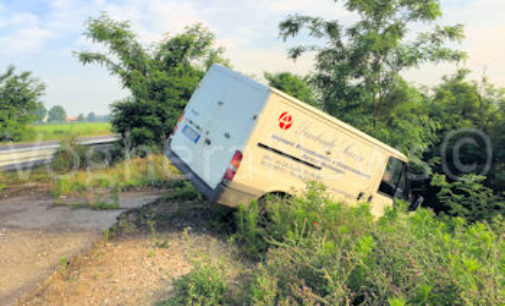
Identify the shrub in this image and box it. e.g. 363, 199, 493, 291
230, 182, 505, 304
161, 258, 231, 305
431, 173, 505, 223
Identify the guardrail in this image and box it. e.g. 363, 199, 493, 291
0, 135, 120, 171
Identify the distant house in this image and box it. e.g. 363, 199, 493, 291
66, 116, 77, 123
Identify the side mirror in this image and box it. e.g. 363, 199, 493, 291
408, 195, 423, 211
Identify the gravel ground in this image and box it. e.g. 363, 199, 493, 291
0, 191, 161, 305
15, 198, 243, 305
0, 230, 98, 305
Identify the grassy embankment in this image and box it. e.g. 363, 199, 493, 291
51, 154, 180, 209
163, 183, 505, 305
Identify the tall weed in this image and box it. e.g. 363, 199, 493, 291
0, 169, 6, 191
51, 133, 92, 171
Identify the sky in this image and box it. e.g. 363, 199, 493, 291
0, 0, 504, 116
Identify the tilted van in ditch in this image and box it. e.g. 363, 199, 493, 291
165, 64, 422, 217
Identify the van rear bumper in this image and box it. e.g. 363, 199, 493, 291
164, 139, 258, 207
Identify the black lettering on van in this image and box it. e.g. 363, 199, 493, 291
258, 143, 321, 170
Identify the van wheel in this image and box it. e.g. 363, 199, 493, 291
257, 192, 289, 227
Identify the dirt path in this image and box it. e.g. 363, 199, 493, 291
0, 192, 160, 305
16, 198, 242, 305
0, 230, 98, 304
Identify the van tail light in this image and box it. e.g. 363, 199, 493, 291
223, 151, 243, 181
173, 112, 184, 134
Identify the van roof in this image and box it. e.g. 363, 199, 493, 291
209, 64, 407, 162
268, 87, 408, 162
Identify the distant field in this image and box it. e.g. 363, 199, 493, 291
18, 122, 113, 143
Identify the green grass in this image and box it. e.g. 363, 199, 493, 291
50, 154, 179, 198
3, 122, 113, 144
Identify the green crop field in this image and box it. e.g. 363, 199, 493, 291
11, 122, 113, 143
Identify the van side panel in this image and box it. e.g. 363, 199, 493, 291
234, 92, 393, 216
170, 65, 270, 189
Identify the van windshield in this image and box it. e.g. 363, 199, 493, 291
378, 157, 408, 199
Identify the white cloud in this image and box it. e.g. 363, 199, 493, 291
0, 26, 54, 55
10, 13, 39, 27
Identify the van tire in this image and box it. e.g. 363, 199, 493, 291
257, 192, 290, 227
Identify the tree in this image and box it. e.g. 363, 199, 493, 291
427, 70, 505, 192
86, 112, 96, 122
77, 113, 85, 122
264, 72, 317, 107
33, 102, 47, 123
75, 13, 229, 147
47, 105, 67, 123
279, 0, 465, 131
0, 66, 46, 141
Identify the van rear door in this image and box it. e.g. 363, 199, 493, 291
170, 65, 270, 189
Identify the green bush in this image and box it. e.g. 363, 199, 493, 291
227, 182, 505, 304
431, 173, 505, 223
160, 258, 231, 305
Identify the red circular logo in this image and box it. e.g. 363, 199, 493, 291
279, 112, 293, 130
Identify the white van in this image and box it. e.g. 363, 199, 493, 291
165, 65, 422, 217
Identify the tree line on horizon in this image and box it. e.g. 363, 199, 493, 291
0, 67, 110, 140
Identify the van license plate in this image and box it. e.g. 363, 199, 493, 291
182, 125, 200, 144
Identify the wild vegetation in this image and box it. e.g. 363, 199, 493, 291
166, 183, 505, 305
49, 136, 178, 208
51, 154, 177, 198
